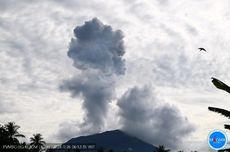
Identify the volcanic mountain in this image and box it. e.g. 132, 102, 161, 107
56, 129, 158, 152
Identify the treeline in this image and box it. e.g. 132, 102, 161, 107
0, 122, 45, 152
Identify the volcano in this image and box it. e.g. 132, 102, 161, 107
56, 129, 158, 152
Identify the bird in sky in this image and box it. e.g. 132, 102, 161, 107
198, 48, 207, 52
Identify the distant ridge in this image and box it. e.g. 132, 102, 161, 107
57, 129, 157, 152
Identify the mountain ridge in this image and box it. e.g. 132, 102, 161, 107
60, 129, 158, 152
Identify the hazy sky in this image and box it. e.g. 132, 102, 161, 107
1, 0, 230, 151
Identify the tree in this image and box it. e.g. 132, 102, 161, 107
4, 122, 25, 144
208, 78, 230, 152
30, 133, 46, 152
0, 124, 10, 144
209, 77, 230, 130
0, 122, 26, 152
157, 145, 170, 152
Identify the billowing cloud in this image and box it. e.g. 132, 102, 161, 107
60, 18, 126, 135
117, 86, 195, 149
68, 18, 125, 75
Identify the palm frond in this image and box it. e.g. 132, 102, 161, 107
208, 107, 230, 119
224, 124, 230, 130
211, 77, 230, 93
15, 134, 25, 138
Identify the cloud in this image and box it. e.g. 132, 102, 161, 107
2, 1, 230, 151
151, 53, 227, 89
60, 72, 115, 132
0, 0, 34, 12
0, 0, 83, 140
0, 94, 19, 114
60, 18, 126, 135
0, 103, 10, 114
54, 120, 84, 142
117, 85, 195, 149
68, 18, 125, 74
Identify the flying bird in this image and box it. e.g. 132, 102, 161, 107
211, 77, 230, 94
198, 48, 207, 52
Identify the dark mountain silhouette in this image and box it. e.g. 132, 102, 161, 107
56, 130, 158, 152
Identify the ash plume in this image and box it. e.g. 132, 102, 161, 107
60, 18, 125, 134
117, 86, 195, 149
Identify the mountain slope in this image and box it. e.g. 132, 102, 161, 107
60, 129, 157, 152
